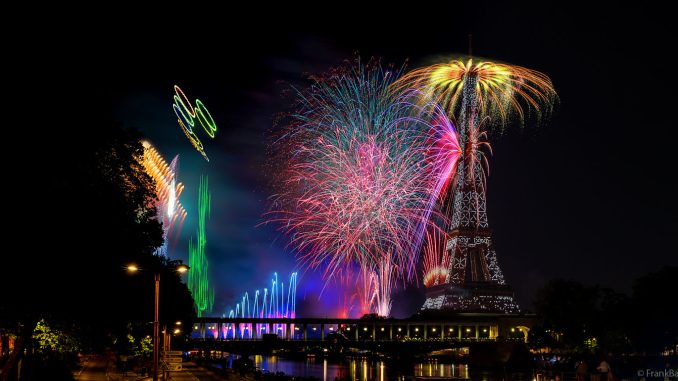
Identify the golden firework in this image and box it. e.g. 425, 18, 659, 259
393, 58, 557, 126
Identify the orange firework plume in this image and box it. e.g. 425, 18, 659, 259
393, 58, 557, 126
141, 141, 187, 256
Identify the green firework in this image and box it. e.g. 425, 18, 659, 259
188, 175, 215, 317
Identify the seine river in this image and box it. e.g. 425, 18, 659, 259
243, 355, 517, 381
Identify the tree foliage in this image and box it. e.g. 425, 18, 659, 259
533, 268, 677, 354
3, 122, 195, 352
32, 319, 80, 354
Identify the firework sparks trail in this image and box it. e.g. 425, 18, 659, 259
270, 63, 461, 281
354, 264, 377, 317
141, 141, 187, 257
394, 57, 557, 287
268, 61, 467, 316
422, 228, 450, 288
392, 58, 557, 129
374, 252, 395, 317
394, 58, 556, 223
327, 269, 355, 319
393, 57, 556, 199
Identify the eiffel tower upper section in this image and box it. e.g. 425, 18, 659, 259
422, 74, 519, 314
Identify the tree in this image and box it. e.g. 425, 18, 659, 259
3, 121, 195, 352
527, 325, 558, 351
533, 273, 675, 354
32, 319, 80, 355
534, 279, 601, 351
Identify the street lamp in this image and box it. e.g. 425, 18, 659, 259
161, 321, 183, 381
126, 261, 189, 381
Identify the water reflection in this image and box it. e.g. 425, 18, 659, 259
413, 361, 469, 379
251, 355, 468, 381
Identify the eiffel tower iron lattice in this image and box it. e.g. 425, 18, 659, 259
391, 55, 556, 314
421, 73, 520, 314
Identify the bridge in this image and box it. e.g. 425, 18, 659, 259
190, 313, 535, 342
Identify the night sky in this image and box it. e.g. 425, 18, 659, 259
29, 4, 676, 317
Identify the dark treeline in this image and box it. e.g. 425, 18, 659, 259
530, 266, 677, 354
2, 91, 196, 379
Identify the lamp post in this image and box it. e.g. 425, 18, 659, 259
161, 322, 182, 381
153, 272, 160, 381
127, 262, 188, 381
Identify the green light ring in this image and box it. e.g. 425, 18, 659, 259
173, 99, 195, 128
173, 85, 217, 162
195, 99, 217, 138
174, 85, 196, 119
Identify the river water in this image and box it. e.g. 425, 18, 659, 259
244, 355, 514, 381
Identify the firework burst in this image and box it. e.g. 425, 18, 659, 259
395, 57, 556, 232
141, 141, 187, 257
393, 58, 557, 128
267, 62, 469, 317
355, 264, 378, 317
395, 56, 557, 292
426, 110, 462, 204
422, 228, 450, 288
374, 252, 395, 317
269, 62, 459, 291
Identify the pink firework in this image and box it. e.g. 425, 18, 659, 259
427, 112, 462, 202
355, 264, 377, 317
374, 252, 395, 317
269, 62, 462, 314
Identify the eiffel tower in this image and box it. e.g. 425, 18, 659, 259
421, 70, 520, 314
